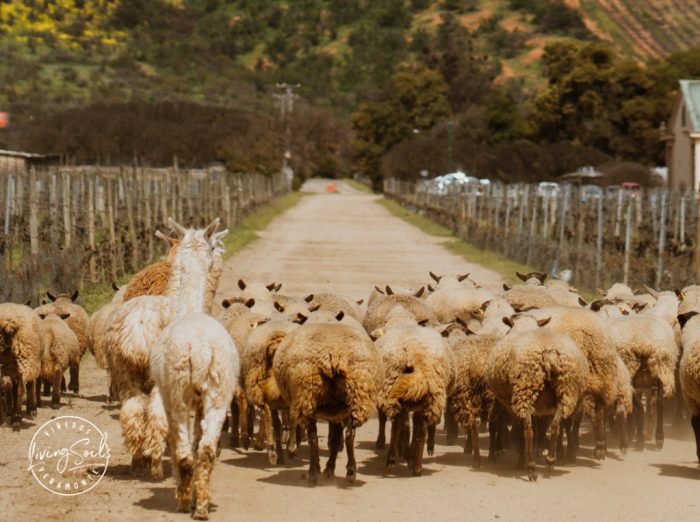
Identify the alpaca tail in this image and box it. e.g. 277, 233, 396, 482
120, 394, 148, 456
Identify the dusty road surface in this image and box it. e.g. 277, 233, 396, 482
2, 179, 698, 522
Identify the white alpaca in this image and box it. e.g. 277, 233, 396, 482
105, 218, 224, 479
150, 221, 238, 520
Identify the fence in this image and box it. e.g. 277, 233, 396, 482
384, 178, 699, 292
0, 166, 289, 303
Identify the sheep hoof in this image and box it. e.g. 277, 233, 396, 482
230, 434, 240, 448
267, 447, 278, 466
12, 419, 21, 431
281, 430, 290, 445
472, 458, 481, 469
323, 467, 334, 480
528, 464, 537, 482
307, 474, 319, 487
634, 440, 645, 451
655, 439, 664, 450
427, 447, 434, 457
50, 403, 60, 410
253, 440, 264, 451
545, 456, 555, 469
620, 446, 628, 457
594, 447, 607, 460
242, 435, 251, 450
411, 468, 422, 477
346, 469, 356, 483
375, 437, 385, 450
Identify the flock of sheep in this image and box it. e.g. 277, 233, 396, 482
2, 219, 700, 520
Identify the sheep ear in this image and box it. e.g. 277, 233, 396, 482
25, 299, 31, 307
38, 313, 46, 320
275, 283, 282, 292
516, 272, 527, 282
589, 299, 604, 312
309, 304, 321, 312
60, 313, 71, 320
678, 311, 699, 328
427, 284, 435, 293
294, 313, 308, 325
111, 281, 120, 292
42, 299, 47, 305
429, 271, 442, 283
417, 319, 429, 326
304, 294, 314, 303
335, 311, 345, 322
503, 283, 512, 291
47, 292, 56, 302
238, 279, 246, 290
385, 285, 394, 295
502, 316, 514, 328
440, 327, 451, 338
511, 302, 524, 312
374, 285, 385, 295
644, 285, 659, 299
457, 273, 470, 282
596, 288, 606, 296
356, 299, 364, 305
168, 217, 187, 237
578, 297, 588, 307
370, 328, 384, 341
71, 290, 79, 302
274, 301, 285, 313
414, 286, 425, 298
221, 299, 232, 309
537, 317, 551, 327
535, 272, 547, 283
675, 288, 685, 301
480, 300, 491, 311
455, 317, 469, 328
632, 302, 647, 312
244, 298, 255, 308
621, 309, 629, 315
266, 282, 277, 292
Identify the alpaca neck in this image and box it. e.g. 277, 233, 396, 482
204, 251, 224, 314
163, 262, 181, 297
170, 252, 210, 315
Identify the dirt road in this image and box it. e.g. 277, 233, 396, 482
2, 179, 698, 521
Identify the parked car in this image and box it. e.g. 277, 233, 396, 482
622, 181, 642, 198
580, 184, 603, 202
537, 181, 560, 197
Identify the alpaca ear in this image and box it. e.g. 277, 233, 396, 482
537, 317, 551, 327
304, 294, 314, 303
47, 292, 56, 302
155, 230, 177, 246
60, 313, 71, 320
167, 217, 187, 237
429, 271, 442, 283
71, 290, 79, 302
414, 287, 425, 298
111, 281, 120, 292
203, 217, 221, 238
309, 304, 321, 312
644, 286, 659, 299
221, 299, 232, 309
516, 272, 527, 282
238, 279, 246, 290
212, 229, 228, 244
457, 273, 470, 282
385, 285, 394, 295
374, 285, 385, 294
244, 298, 255, 308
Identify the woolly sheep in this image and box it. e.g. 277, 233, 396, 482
677, 310, 700, 464
363, 285, 437, 333
37, 312, 80, 409
0, 303, 43, 429
487, 314, 589, 481
372, 306, 454, 476
302, 292, 363, 321
273, 315, 380, 485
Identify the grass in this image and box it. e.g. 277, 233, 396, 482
80, 190, 304, 313
377, 197, 539, 285
341, 177, 374, 194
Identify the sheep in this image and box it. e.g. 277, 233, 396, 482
150, 298, 240, 520
0, 303, 43, 429
426, 283, 496, 323
363, 285, 437, 333
523, 306, 619, 460
677, 310, 700, 464
503, 284, 557, 310
302, 292, 363, 321
36, 312, 80, 409
106, 219, 225, 479
240, 318, 299, 464
35, 291, 89, 394
273, 312, 380, 486
371, 306, 453, 476
598, 306, 678, 449
487, 314, 589, 481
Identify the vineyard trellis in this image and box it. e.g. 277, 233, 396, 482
0, 166, 289, 304
384, 177, 700, 292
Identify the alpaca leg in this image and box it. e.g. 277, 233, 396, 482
171, 417, 194, 514
655, 385, 664, 449
524, 414, 536, 481
386, 409, 406, 472
51, 370, 62, 409
192, 402, 225, 521
229, 395, 240, 448
306, 419, 320, 487
272, 409, 285, 464
324, 422, 343, 479
120, 394, 149, 474
376, 410, 387, 449
691, 414, 700, 464
146, 387, 167, 480
411, 413, 427, 477
261, 404, 277, 465
345, 423, 357, 483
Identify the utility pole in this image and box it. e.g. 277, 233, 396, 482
273, 83, 300, 170
447, 119, 454, 173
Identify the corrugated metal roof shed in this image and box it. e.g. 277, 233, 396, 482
679, 80, 700, 132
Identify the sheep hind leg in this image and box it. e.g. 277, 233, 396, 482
691, 414, 700, 465
261, 404, 277, 465
410, 413, 428, 477
523, 414, 536, 481
51, 370, 62, 409
323, 422, 343, 479
272, 409, 285, 464
345, 423, 357, 483
306, 419, 320, 487
632, 393, 645, 451
12, 377, 24, 430
25, 379, 36, 418
427, 423, 436, 456
593, 401, 608, 459
545, 408, 563, 470
654, 385, 664, 449
470, 418, 482, 468
616, 402, 629, 456
386, 410, 407, 472
376, 410, 387, 449
445, 403, 459, 445
229, 395, 240, 448
68, 362, 79, 394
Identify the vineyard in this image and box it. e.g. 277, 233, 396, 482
384, 177, 699, 292
581, 0, 700, 59
0, 166, 289, 305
